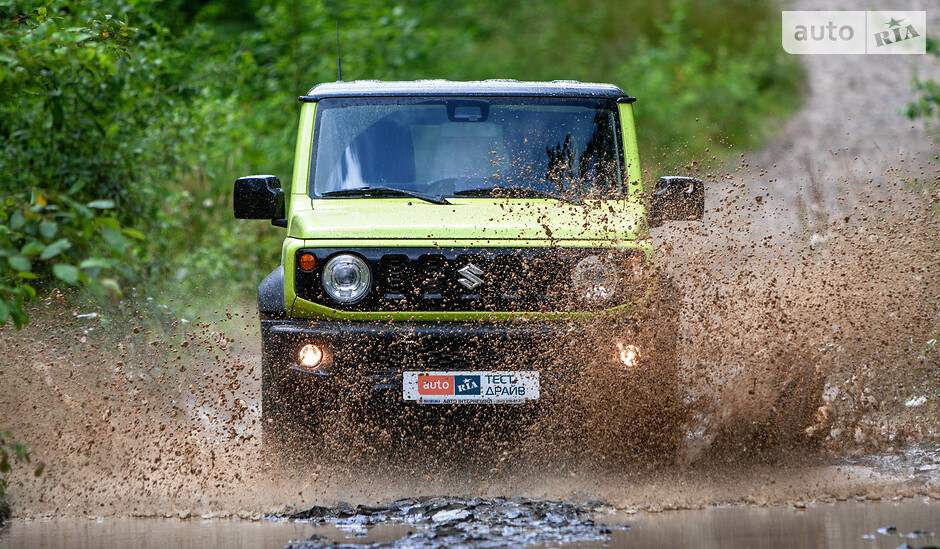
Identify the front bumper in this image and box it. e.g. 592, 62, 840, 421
261, 319, 639, 394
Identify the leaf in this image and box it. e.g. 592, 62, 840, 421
52, 264, 79, 284
95, 216, 120, 230
0, 299, 9, 324
39, 220, 57, 239
20, 241, 45, 255
100, 226, 125, 254
79, 257, 113, 269
68, 180, 86, 195
87, 199, 115, 209
17, 272, 38, 280
121, 228, 145, 240
9, 210, 25, 231
8, 255, 31, 271
39, 238, 71, 260
12, 443, 28, 461
12, 307, 27, 330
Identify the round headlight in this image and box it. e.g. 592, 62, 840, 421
322, 254, 371, 304
571, 255, 619, 302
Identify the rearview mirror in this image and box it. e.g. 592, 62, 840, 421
234, 175, 285, 224
648, 176, 704, 228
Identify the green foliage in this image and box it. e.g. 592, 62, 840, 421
615, 0, 801, 171
908, 37, 940, 131
907, 37, 940, 217
0, 1, 244, 323
0, 189, 135, 327
0, 3, 144, 326
0, 431, 43, 501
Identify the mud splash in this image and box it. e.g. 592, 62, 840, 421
0, 199, 937, 519
0, 301, 272, 517
657, 160, 940, 464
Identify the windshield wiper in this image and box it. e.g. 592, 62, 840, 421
321, 186, 450, 205
453, 187, 572, 202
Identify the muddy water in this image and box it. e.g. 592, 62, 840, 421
2, 500, 937, 548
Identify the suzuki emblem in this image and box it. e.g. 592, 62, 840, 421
457, 263, 484, 290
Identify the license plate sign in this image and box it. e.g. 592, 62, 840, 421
403, 371, 539, 404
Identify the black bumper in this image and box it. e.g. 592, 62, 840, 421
261, 319, 630, 392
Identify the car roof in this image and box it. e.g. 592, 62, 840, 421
301, 79, 634, 102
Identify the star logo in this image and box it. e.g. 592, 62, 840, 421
885, 17, 905, 28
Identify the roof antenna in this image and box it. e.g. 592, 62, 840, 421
335, 22, 343, 82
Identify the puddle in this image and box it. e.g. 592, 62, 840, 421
614, 500, 940, 549
2, 500, 937, 549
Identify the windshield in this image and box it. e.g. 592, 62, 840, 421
309, 96, 624, 200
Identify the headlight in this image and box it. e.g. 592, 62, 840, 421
571, 255, 619, 302
322, 253, 371, 304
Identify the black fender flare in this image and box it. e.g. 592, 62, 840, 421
258, 266, 286, 319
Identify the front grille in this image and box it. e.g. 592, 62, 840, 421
295, 247, 645, 312
417, 254, 446, 302
383, 255, 408, 300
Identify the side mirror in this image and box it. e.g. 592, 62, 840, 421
648, 176, 704, 228
234, 175, 286, 225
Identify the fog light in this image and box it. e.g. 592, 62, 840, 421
298, 343, 323, 369
617, 342, 641, 369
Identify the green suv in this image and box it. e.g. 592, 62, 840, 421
233, 80, 703, 445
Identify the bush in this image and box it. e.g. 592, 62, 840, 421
0, 3, 145, 326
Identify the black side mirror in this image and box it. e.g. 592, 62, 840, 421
648, 176, 704, 228
234, 175, 286, 225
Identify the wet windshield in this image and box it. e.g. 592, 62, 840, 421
309, 97, 624, 200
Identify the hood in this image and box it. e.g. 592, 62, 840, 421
288, 197, 644, 242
